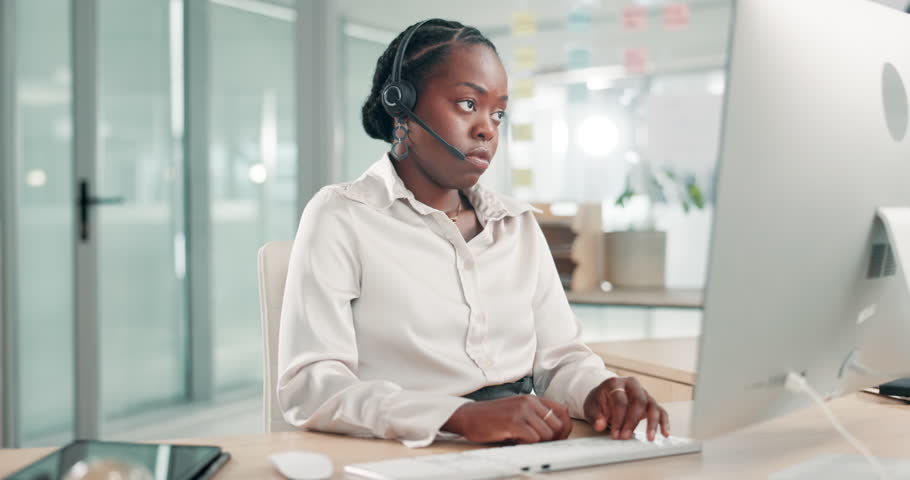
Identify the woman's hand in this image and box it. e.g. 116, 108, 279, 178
443, 395, 572, 444
583, 376, 670, 441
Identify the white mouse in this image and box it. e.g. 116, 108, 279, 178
269, 451, 334, 480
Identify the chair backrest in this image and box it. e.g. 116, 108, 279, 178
257, 240, 296, 433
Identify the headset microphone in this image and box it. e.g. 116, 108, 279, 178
391, 100, 466, 161
381, 20, 466, 162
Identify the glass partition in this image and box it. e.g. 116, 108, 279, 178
335, 1, 733, 342
337, 1, 730, 287
14, 0, 76, 445
5, 0, 300, 445
209, 0, 297, 393
97, 0, 187, 425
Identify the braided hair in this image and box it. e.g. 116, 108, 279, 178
361, 19, 498, 143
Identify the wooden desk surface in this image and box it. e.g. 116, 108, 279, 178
589, 337, 699, 385
2, 394, 908, 480
567, 287, 703, 309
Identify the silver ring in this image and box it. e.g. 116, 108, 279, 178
543, 409, 554, 421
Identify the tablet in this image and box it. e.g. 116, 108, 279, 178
5, 440, 226, 480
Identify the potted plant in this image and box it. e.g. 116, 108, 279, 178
603, 155, 706, 289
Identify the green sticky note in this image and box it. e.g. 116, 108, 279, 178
514, 46, 538, 71
512, 123, 534, 141
512, 168, 534, 187
567, 47, 592, 70
568, 83, 589, 104
568, 8, 593, 32
514, 78, 535, 99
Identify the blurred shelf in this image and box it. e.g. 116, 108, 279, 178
567, 287, 703, 309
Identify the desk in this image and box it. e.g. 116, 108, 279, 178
2, 394, 907, 479
567, 287, 703, 309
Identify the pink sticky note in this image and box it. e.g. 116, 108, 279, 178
663, 3, 690, 29
623, 48, 648, 74
622, 5, 648, 31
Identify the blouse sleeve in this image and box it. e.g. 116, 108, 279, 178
527, 216, 616, 419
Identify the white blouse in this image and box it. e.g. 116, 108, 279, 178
277, 154, 614, 447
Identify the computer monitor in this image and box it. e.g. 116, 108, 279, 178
693, 0, 910, 439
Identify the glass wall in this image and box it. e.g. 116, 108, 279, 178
209, 1, 297, 393
332, 1, 732, 347
337, 0, 731, 290
14, 0, 76, 445
97, 0, 187, 424
339, 25, 388, 182
496, 1, 729, 289
4, 0, 736, 445
4, 0, 300, 446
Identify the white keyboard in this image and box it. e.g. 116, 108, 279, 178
344, 432, 701, 479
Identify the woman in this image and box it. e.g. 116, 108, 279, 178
277, 18, 669, 448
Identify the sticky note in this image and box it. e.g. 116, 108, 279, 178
568, 83, 589, 104
514, 46, 538, 71
623, 48, 648, 74
512, 123, 534, 141
622, 5, 648, 31
511, 11, 537, 36
512, 168, 534, 187
567, 47, 592, 70
514, 78, 535, 99
567, 8, 593, 32
663, 3, 690, 29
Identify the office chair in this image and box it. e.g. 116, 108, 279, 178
256, 240, 296, 433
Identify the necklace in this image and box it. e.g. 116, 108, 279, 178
445, 195, 463, 223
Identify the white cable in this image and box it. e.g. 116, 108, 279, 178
784, 372, 892, 480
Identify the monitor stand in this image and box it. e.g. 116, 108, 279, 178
792, 208, 910, 480
838, 207, 910, 384
876, 207, 910, 290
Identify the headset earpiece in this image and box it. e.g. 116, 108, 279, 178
381, 81, 416, 117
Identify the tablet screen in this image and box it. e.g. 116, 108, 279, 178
7, 440, 222, 480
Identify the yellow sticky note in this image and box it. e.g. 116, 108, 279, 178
511, 11, 537, 36
512, 123, 534, 141
514, 78, 535, 99
512, 168, 534, 187
514, 47, 538, 71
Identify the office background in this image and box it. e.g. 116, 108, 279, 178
0, 0, 907, 449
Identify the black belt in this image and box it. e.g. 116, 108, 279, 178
462, 376, 534, 402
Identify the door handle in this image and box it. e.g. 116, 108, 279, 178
78, 179, 124, 241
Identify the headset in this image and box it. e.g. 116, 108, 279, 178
381, 20, 466, 161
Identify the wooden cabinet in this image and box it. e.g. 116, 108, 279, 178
605, 366, 693, 403
538, 221, 576, 290
587, 337, 699, 404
